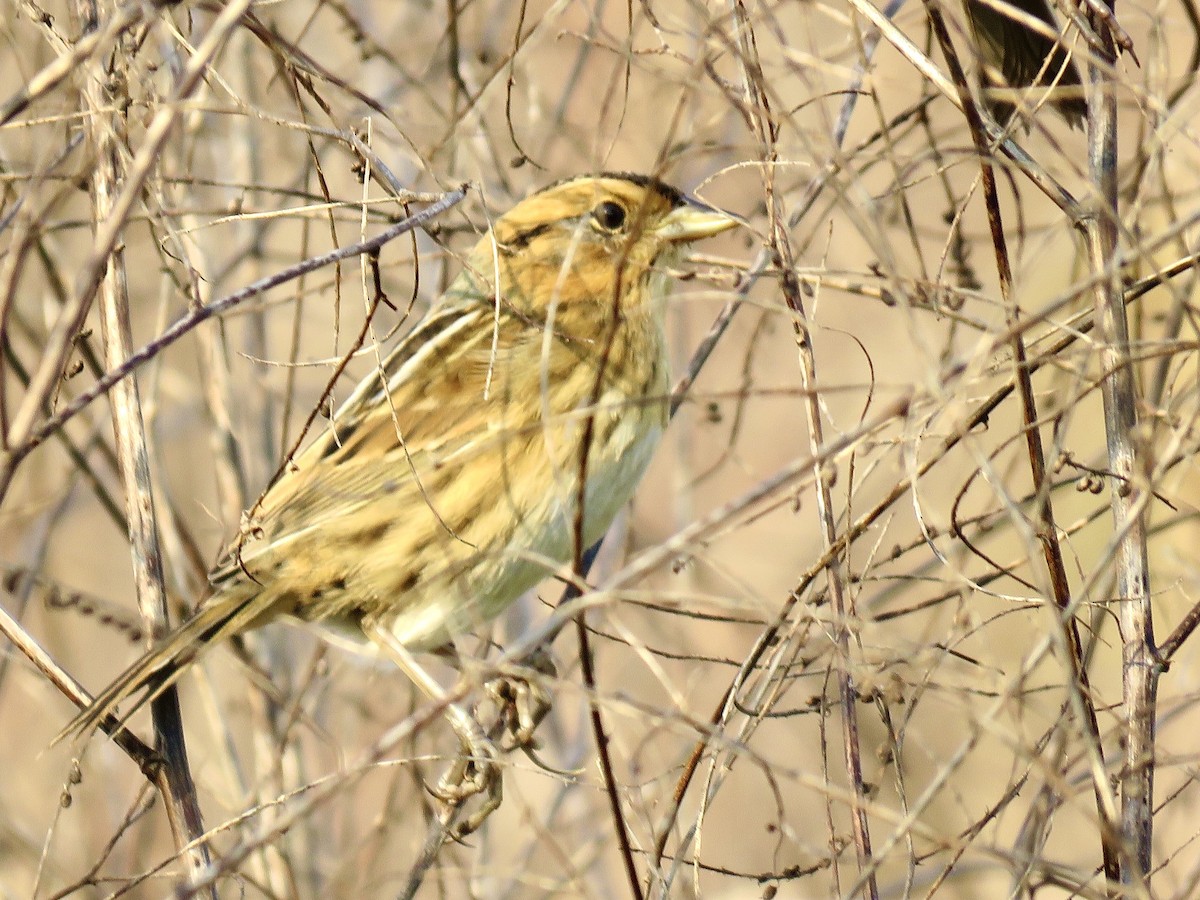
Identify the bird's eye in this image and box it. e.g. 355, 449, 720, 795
592, 200, 627, 231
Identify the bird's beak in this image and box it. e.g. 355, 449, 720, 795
654, 197, 742, 243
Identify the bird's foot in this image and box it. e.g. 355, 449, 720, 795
483, 647, 556, 751
430, 718, 502, 837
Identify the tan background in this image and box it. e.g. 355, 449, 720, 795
2, 0, 1198, 896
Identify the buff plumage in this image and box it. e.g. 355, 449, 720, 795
64, 173, 738, 741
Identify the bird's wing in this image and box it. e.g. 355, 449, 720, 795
208, 293, 569, 587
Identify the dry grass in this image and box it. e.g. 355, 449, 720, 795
2, 0, 1199, 897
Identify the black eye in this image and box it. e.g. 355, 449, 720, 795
592, 200, 627, 231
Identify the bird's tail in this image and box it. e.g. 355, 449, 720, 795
55, 588, 277, 746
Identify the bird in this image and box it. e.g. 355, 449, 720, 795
963, 0, 1087, 127
61, 172, 738, 822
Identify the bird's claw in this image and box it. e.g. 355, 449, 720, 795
430, 729, 502, 837
483, 648, 556, 751
427, 649, 557, 836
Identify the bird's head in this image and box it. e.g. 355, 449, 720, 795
461, 173, 739, 324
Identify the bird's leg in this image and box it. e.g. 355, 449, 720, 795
442, 646, 560, 835
364, 622, 501, 833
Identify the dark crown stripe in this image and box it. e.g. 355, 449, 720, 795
537, 171, 687, 208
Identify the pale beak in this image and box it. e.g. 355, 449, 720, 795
654, 197, 742, 243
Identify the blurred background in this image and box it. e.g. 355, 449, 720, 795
2, 0, 1199, 896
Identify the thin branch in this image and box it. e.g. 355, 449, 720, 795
2, 188, 467, 466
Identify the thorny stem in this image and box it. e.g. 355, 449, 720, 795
1084, 0, 1158, 885
73, 0, 211, 888
653, 2, 907, 881
922, 1, 1121, 886
708, 5, 882, 897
